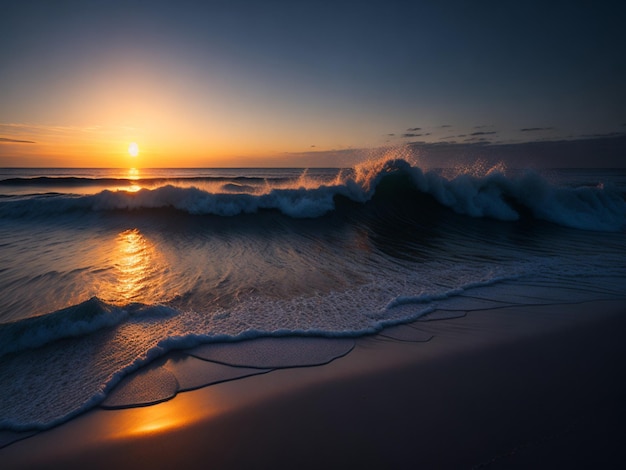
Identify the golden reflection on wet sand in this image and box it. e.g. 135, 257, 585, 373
101, 383, 231, 443
106, 400, 190, 439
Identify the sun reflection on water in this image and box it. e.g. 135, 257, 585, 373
99, 228, 166, 305
127, 167, 142, 192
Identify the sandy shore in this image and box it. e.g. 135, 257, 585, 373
3, 299, 626, 469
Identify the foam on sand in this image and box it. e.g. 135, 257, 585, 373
163, 354, 271, 393
4, 300, 626, 468
187, 336, 355, 368
378, 324, 433, 342
101, 353, 271, 409
101, 367, 178, 409
100, 337, 354, 409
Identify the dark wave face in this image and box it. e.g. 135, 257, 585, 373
1, 157, 625, 432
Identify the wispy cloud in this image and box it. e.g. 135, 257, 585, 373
407, 127, 421, 131
580, 131, 626, 138
469, 131, 497, 136
463, 137, 492, 143
401, 132, 432, 138
0, 123, 83, 135
0, 122, 138, 137
0, 137, 36, 143
520, 127, 554, 132
404, 135, 626, 168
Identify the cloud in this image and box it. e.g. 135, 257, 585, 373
520, 127, 554, 132
406, 127, 421, 131
469, 131, 497, 136
405, 135, 626, 168
440, 125, 452, 128
0, 137, 36, 143
402, 133, 423, 138
386, 133, 396, 137
0, 123, 137, 139
463, 137, 492, 143
579, 131, 626, 138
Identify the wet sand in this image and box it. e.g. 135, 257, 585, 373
3, 299, 626, 469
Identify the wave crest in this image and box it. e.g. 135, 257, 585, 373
355, 156, 625, 231
0, 298, 178, 359
0, 298, 126, 358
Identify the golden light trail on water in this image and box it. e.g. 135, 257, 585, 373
97, 229, 167, 305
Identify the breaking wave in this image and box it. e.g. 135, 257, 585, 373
1, 158, 624, 231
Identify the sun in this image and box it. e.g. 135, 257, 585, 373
128, 142, 139, 157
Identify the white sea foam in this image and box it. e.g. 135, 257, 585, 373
1, 258, 625, 432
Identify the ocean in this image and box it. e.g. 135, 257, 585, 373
1, 155, 625, 435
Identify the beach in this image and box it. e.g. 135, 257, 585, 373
1, 164, 625, 468
3, 1, 626, 467
3, 299, 626, 469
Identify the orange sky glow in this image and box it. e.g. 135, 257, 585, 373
1, 2, 624, 168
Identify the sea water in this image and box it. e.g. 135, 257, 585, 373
1, 154, 625, 432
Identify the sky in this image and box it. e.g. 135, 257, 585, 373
1, 0, 625, 168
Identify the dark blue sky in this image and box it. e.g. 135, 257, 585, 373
1, 0, 625, 166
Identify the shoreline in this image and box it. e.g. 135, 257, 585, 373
3, 299, 626, 469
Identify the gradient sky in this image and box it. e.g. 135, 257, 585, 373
1, 0, 625, 167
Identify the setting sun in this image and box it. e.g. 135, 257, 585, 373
128, 142, 139, 157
